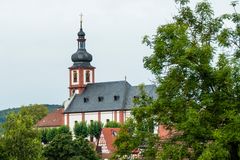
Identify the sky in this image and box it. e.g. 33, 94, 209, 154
0, 0, 238, 110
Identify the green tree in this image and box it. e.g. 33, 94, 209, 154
40, 128, 49, 144
88, 121, 102, 150
113, 85, 157, 159
2, 112, 43, 160
114, 0, 240, 159
0, 137, 7, 160
72, 136, 99, 160
46, 128, 58, 143
58, 125, 71, 135
43, 133, 99, 160
44, 134, 75, 160
19, 104, 48, 124
42, 125, 71, 144
74, 121, 88, 138
104, 121, 121, 128
139, 0, 240, 159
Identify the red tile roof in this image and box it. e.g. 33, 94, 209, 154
158, 125, 180, 140
36, 108, 64, 127
102, 128, 120, 152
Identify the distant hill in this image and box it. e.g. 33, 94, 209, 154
0, 104, 62, 124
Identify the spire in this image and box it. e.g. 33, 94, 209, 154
78, 13, 85, 38
80, 13, 83, 30
71, 15, 93, 68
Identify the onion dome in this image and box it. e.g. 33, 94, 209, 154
78, 28, 85, 37
71, 49, 92, 63
70, 15, 94, 68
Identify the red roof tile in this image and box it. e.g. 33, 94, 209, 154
36, 108, 64, 127
158, 125, 180, 140
101, 128, 120, 152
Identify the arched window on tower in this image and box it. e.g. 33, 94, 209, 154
73, 71, 78, 83
85, 70, 90, 82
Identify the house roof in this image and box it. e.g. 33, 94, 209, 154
102, 128, 120, 152
36, 108, 64, 127
158, 125, 181, 140
64, 81, 157, 113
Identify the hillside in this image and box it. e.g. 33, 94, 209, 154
0, 104, 62, 124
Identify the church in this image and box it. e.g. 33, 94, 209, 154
61, 19, 156, 130
37, 18, 156, 131
36, 18, 157, 159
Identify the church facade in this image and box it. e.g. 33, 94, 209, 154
63, 19, 156, 130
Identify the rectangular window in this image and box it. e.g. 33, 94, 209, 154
73, 71, 78, 83
85, 70, 90, 82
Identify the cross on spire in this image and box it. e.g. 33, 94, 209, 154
80, 13, 83, 29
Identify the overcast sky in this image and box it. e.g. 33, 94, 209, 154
0, 0, 238, 110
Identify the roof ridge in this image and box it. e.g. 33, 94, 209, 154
86, 80, 131, 86
132, 84, 156, 87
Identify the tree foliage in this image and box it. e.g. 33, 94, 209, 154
1, 112, 43, 160
104, 121, 121, 128
113, 85, 158, 159
115, 0, 240, 159
43, 133, 99, 160
74, 121, 88, 138
46, 128, 59, 143
19, 104, 48, 124
42, 125, 71, 144
88, 121, 103, 150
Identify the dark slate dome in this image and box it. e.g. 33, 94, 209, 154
78, 29, 85, 36
70, 19, 94, 69
71, 49, 92, 63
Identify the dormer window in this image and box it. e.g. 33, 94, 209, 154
84, 97, 89, 103
98, 96, 104, 102
112, 130, 118, 136
114, 95, 120, 101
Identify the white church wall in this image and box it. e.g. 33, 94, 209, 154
69, 113, 82, 131
66, 110, 132, 131
85, 112, 98, 124
64, 114, 68, 126
116, 111, 120, 122
101, 111, 114, 124
125, 111, 131, 120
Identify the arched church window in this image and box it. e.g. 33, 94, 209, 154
73, 71, 78, 83
85, 70, 90, 82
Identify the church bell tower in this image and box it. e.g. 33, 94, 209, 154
69, 16, 95, 96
